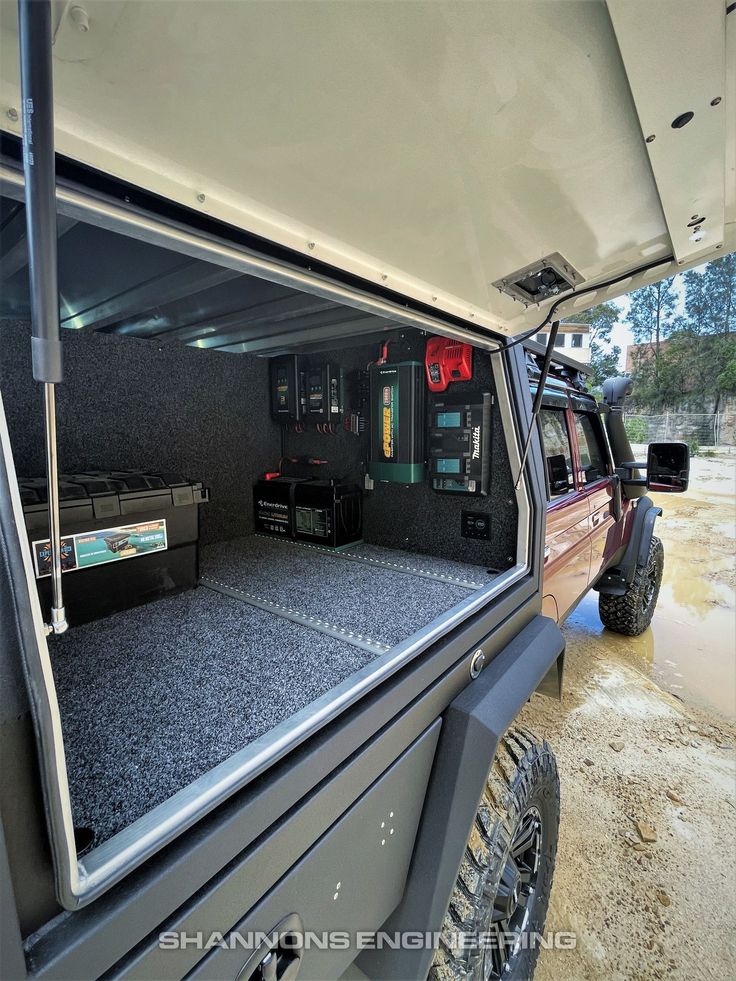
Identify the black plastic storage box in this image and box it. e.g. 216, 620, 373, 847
20, 470, 209, 625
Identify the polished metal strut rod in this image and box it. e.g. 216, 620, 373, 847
18, 0, 67, 634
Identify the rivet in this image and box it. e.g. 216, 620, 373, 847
431, 296, 437, 302
69, 5, 89, 32
710, 97, 721, 107
6, 107, 18, 122
691, 215, 699, 221
470, 649, 485, 678
716, 244, 722, 250
645, 134, 656, 143
307, 241, 315, 250
196, 193, 206, 203
381, 273, 388, 281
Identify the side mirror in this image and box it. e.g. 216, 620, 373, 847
646, 442, 690, 493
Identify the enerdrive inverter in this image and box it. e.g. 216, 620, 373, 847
368, 361, 425, 483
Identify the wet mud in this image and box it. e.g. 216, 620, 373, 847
527, 452, 736, 980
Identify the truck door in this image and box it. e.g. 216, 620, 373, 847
539, 403, 592, 621
571, 402, 617, 585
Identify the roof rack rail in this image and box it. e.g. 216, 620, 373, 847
524, 339, 591, 393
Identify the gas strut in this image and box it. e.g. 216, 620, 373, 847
514, 320, 560, 490
18, 0, 68, 634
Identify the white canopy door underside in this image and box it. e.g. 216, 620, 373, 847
0, 0, 733, 336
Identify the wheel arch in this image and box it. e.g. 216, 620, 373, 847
596, 495, 662, 595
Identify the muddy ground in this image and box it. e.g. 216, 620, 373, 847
528, 452, 736, 981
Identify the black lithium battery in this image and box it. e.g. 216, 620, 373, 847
254, 477, 362, 548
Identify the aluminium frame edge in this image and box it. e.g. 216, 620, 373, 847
0, 173, 535, 909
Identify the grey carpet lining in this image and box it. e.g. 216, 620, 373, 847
256, 536, 489, 589
201, 576, 390, 655
51, 536, 485, 848
51, 588, 374, 846
201, 537, 475, 648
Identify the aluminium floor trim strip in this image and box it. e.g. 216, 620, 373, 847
253, 534, 486, 590
200, 576, 390, 656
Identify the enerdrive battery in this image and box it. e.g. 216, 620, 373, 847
368, 361, 425, 483
253, 477, 362, 548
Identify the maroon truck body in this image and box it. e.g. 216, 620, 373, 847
539, 372, 634, 623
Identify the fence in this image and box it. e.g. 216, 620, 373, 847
623, 412, 730, 447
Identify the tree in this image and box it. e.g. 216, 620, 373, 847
682, 253, 735, 336
627, 278, 678, 381
563, 302, 622, 392
590, 343, 621, 388
563, 301, 619, 346
628, 257, 736, 413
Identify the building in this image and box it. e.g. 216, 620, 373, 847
625, 340, 672, 374
534, 322, 591, 364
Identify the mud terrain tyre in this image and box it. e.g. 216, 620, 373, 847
430, 728, 559, 981
599, 535, 664, 637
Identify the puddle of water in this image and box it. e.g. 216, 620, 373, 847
573, 664, 679, 719
563, 454, 736, 720
568, 587, 736, 721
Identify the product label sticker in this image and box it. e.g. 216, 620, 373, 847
31, 519, 167, 579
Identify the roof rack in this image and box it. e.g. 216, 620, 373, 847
524, 338, 592, 393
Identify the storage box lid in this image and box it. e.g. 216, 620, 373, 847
19, 471, 208, 513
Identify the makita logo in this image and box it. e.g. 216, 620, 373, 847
471, 426, 481, 460
258, 499, 288, 510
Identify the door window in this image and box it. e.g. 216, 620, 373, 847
574, 412, 609, 484
539, 409, 574, 497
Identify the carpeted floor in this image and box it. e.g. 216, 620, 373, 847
201, 537, 478, 648
51, 537, 490, 848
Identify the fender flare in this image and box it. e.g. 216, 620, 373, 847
596, 496, 662, 594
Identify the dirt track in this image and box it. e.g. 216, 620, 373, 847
527, 453, 736, 981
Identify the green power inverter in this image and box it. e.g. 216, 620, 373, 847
368, 361, 425, 483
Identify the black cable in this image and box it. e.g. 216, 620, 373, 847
493, 255, 675, 353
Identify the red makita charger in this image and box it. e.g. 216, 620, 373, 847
424, 337, 473, 392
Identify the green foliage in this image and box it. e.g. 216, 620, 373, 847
628, 278, 677, 349
563, 302, 620, 346
590, 342, 621, 387
628, 256, 736, 412
682, 253, 736, 335
624, 416, 648, 443
687, 438, 700, 458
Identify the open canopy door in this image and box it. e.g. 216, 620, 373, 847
0, 0, 733, 339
